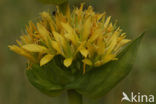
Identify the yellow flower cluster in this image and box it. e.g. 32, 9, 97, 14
9, 4, 130, 72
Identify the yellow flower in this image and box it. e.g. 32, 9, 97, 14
9, 4, 130, 73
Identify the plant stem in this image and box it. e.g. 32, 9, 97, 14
67, 90, 83, 104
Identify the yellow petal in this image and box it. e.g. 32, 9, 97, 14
89, 29, 102, 43
75, 41, 86, 55
61, 22, 73, 33
61, 22, 79, 45
104, 16, 111, 28
82, 59, 92, 65
107, 37, 117, 54
20, 35, 31, 44
80, 47, 88, 57
96, 13, 105, 21
86, 42, 95, 57
120, 39, 131, 45
16, 40, 22, 46
41, 12, 51, 20
101, 12, 106, 23
80, 3, 84, 11
107, 23, 114, 32
96, 36, 105, 55
52, 31, 66, 49
102, 54, 117, 64
9, 45, 35, 62
37, 23, 50, 42
85, 6, 94, 16
40, 54, 54, 66
64, 58, 72, 67
94, 61, 102, 66
94, 54, 117, 66
52, 32, 72, 57
106, 29, 121, 54
41, 12, 56, 32
114, 39, 131, 52
51, 41, 64, 55
22, 44, 47, 53
82, 17, 92, 41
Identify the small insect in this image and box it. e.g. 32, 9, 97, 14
52, 11, 56, 16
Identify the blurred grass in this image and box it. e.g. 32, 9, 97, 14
0, 0, 156, 104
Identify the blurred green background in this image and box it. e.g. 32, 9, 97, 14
0, 0, 156, 104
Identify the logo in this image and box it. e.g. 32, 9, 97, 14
121, 92, 154, 103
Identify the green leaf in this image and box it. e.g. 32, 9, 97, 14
37, 0, 68, 5
26, 58, 74, 97
26, 64, 63, 97
66, 33, 144, 98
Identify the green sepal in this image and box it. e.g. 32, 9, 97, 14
26, 58, 74, 97
66, 33, 144, 98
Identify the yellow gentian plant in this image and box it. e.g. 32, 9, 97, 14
9, 1, 144, 104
